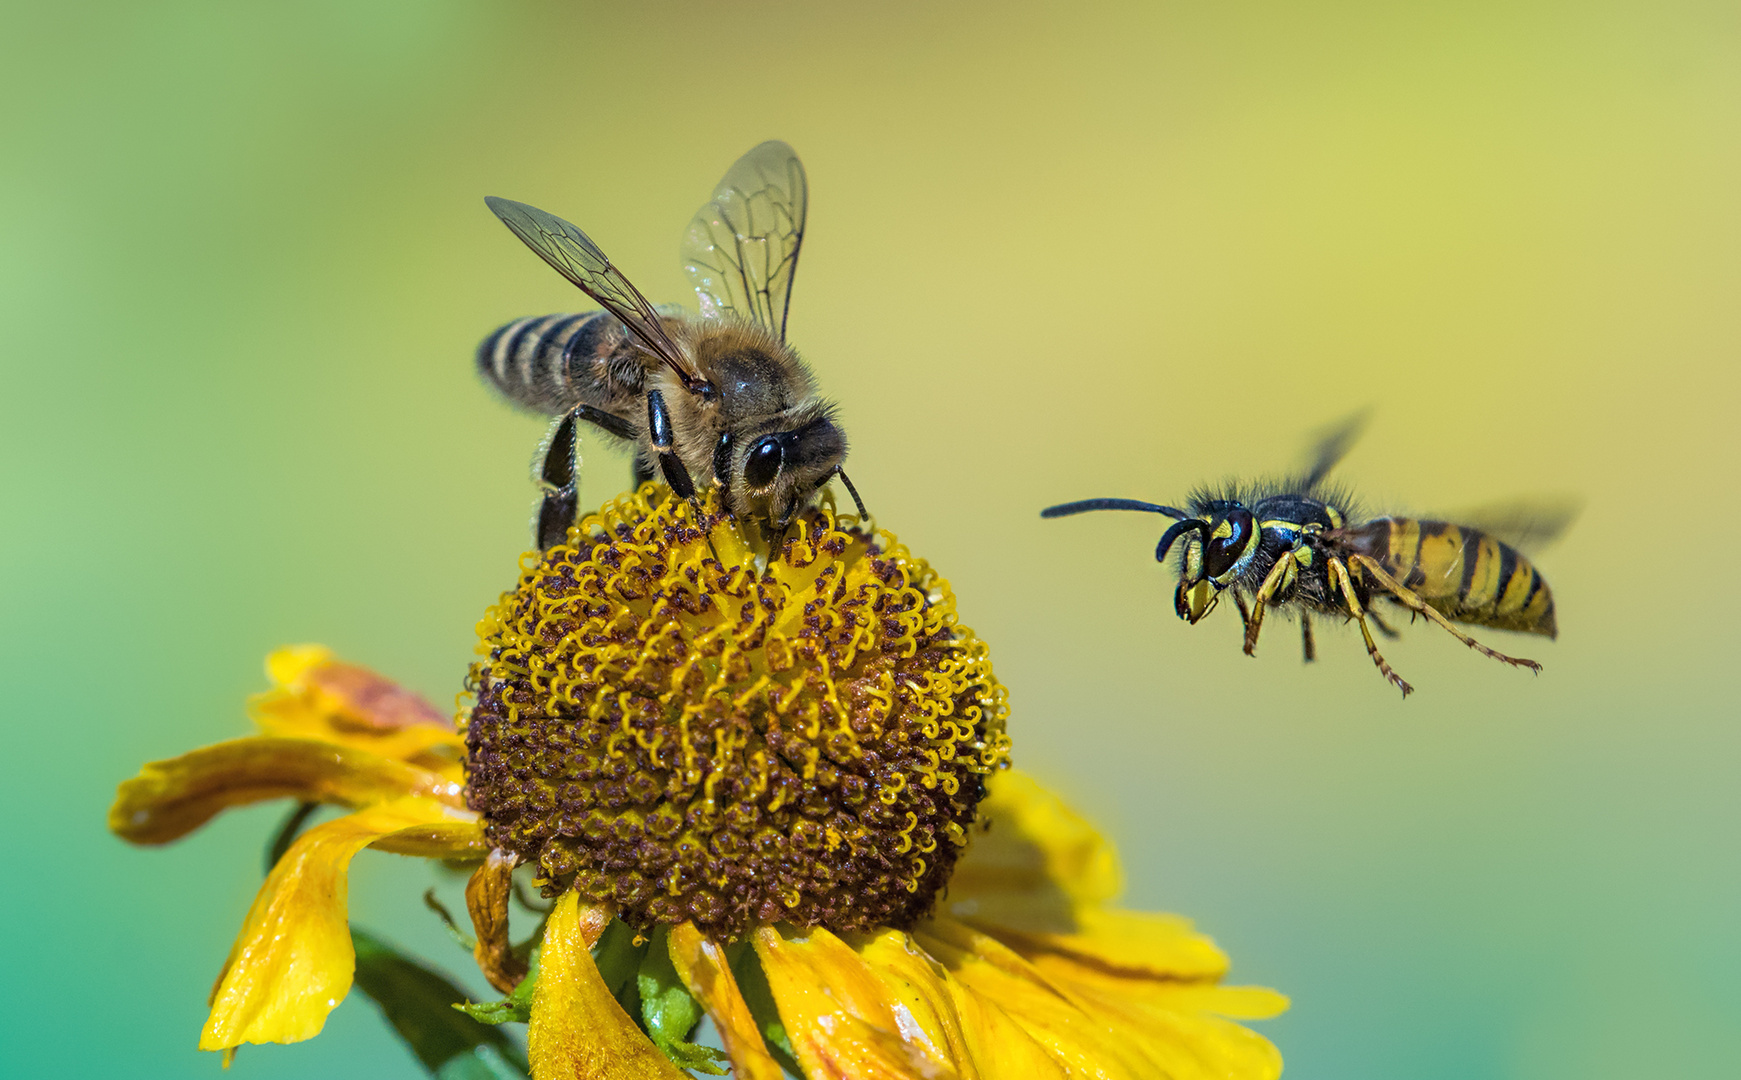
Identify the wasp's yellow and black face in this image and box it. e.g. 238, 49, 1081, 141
1173, 505, 1259, 623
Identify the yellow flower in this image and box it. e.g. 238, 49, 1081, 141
109, 487, 1286, 1078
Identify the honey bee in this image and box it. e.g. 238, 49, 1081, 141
1042, 417, 1571, 696
478, 140, 864, 549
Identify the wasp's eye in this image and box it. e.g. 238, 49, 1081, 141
744, 435, 784, 489
1202, 508, 1254, 579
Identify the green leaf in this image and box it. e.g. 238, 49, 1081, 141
350, 927, 529, 1078
637, 925, 729, 1076
593, 917, 648, 1019
454, 944, 540, 1025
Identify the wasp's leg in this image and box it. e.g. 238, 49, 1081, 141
1300, 612, 1316, 663
1348, 554, 1541, 672
1243, 550, 1298, 657
1326, 555, 1413, 697
1232, 592, 1253, 637
1368, 605, 1401, 639
534, 411, 582, 550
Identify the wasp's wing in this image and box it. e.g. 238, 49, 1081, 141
485, 197, 704, 390
681, 141, 808, 341
1301, 409, 1371, 487
1442, 496, 1582, 553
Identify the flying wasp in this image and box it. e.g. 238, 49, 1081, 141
478, 140, 864, 550
1042, 417, 1570, 697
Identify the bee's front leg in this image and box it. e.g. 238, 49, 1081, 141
534, 411, 581, 550
646, 390, 716, 556
646, 389, 699, 500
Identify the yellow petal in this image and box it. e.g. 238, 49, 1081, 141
1026, 956, 1285, 1080
367, 819, 488, 859
914, 918, 1158, 1080
528, 891, 688, 1080
200, 798, 460, 1050
666, 923, 784, 1080
753, 925, 959, 1080
969, 908, 1230, 983
110, 737, 464, 845
945, 769, 1122, 932
854, 931, 979, 1079
929, 966, 1067, 1080
253, 645, 465, 767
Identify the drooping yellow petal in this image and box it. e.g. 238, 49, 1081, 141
914, 918, 1158, 1080
970, 908, 1231, 983
253, 645, 465, 769
110, 737, 464, 845
528, 891, 687, 1080
753, 925, 959, 1080
929, 965, 1067, 1080
1026, 957, 1285, 1080
854, 931, 979, 1079
944, 769, 1122, 932
367, 819, 488, 859
200, 797, 461, 1050
666, 922, 784, 1080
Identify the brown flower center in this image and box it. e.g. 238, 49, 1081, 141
463, 487, 1010, 939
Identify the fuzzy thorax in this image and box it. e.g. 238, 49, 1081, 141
463, 484, 1010, 939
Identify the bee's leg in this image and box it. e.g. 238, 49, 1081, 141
1244, 550, 1298, 657
644, 389, 724, 561
534, 411, 581, 550
1326, 555, 1413, 697
1348, 554, 1541, 673
1367, 605, 1401, 640
646, 388, 707, 510
1300, 612, 1316, 663
631, 455, 654, 492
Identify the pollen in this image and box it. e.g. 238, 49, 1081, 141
462, 485, 1010, 940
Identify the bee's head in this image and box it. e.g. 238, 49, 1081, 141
718, 402, 847, 532
1168, 501, 1258, 623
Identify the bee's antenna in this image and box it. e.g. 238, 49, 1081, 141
1041, 498, 1189, 519
834, 468, 869, 521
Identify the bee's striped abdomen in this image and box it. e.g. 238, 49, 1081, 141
1340, 517, 1556, 638
476, 310, 623, 416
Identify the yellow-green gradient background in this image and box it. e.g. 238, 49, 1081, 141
6, 2, 1738, 1077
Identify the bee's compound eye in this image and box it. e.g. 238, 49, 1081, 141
744, 435, 784, 489
1202, 508, 1254, 579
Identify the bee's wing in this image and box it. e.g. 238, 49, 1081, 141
1441, 496, 1582, 553
681, 141, 808, 341
485, 197, 706, 391
1301, 409, 1372, 487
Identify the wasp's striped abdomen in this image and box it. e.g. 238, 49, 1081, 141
1339, 517, 1556, 638
476, 310, 634, 416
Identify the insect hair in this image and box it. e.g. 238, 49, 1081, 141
1185, 474, 1365, 522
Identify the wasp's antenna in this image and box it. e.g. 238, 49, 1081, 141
834, 467, 869, 520
1155, 518, 1210, 563
1041, 498, 1189, 519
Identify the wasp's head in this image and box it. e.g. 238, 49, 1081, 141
718, 401, 847, 533
1168, 501, 1259, 623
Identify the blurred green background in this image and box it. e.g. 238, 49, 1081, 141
5, 1, 1739, 1077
